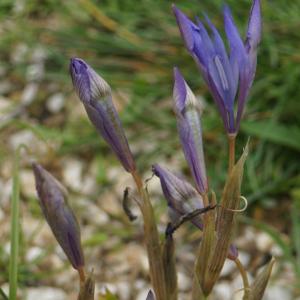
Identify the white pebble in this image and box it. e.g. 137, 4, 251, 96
25, 287, 66, 300
62, 159, 83, 191
21, 83, 38, 105
256, 232, 274, 252
177, 271, 191, 291
264, 285, 293, 300
221, 259, 235, 277
213, 281, 232, 300
46, 93, 65, 113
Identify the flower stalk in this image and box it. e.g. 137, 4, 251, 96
228, 134, 236, 173
132, 171, 168, 300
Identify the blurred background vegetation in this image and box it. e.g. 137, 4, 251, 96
0, 0, 300, 298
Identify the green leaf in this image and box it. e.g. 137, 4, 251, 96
242, 121, 300, 151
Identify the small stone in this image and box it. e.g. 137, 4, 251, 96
116, 281, 131, 300
271, 243, 283, 257
256, 232, 274, 252
213, 281, 232, 300
26, 63, 44, 81
31, 47, 47, 63
25, 287, 67, 300
221, 260, 236, 277
80, 199, 109, 226
26, 247, 43, 262
9, 130, 34, 150
21, 83, 38, 105
9, 129, 49, 157
263, 285, 293, 300
134, 279, 146, 290
46, 93, 65, 113
177, 271, 191, 291
20, 170, 36, 198
136, 288, 151, 300
238, 251, 251, 267
62, 159, 83, 191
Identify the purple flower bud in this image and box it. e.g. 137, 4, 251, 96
173, 67, 208, 194
173, 0, 261, 134
153, 164, 238, 260
70, 58, 136, 173
32, 163, 84, 270
146, 290, 156, 300
153, 164, 204, 229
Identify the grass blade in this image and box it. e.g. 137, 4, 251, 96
9, 147, 21, 300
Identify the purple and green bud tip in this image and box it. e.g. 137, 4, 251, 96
173, 0, 261, 134
69, 58, 136, 173
32, 162, 84, 270
153, 164, 204, 229
146, 290, 156, 300
173, 67, 208, 194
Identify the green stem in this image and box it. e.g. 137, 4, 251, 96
228, 134, 236, 173
132, 171, 168, 300
9, 149, 21, 300
234, 258, 250, 299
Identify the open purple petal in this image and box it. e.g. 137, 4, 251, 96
172, 5, 196, 52
246, 0, 262, 52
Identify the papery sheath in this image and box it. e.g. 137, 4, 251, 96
70, 58, 135, 173
32, 163, 84, 270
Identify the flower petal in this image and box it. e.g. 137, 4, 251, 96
173, 68, 208, 194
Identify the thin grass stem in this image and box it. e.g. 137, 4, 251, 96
9, 148, 21, 300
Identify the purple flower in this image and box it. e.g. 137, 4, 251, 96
153, 164, 238, 260
32, 163, 84, 270
70, 58, 136, 173
173, 67, 208, 194
173, 0, 261, 134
